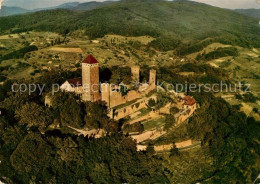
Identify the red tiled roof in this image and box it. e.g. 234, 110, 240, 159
82, 54, 98, 64
183, 96, 196, 106
67, 78, 82, 87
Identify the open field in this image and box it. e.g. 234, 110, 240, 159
49, 47, 83, 53
0, 31, 192, 81
187, 43, 233, 59
104, 35, 155, 45
142, 117, 165, 131
0, 33, 20, 39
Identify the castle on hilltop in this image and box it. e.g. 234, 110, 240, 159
60, 55, 157, 109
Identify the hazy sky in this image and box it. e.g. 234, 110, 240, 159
2, 0, 260, 10
192, 0, 260, 9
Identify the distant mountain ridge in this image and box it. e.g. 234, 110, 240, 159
33, 2, 80, 12
72, 1, 115, 11
0, 1, 115, 17
234, 9, 260, 19
0, 0, 259, 50
0, 6, 30, 16
0, 2, 80, 17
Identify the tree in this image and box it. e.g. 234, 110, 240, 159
253, 107, 259, 114
170, 106, 179, 114
164, 114, 176, 131
0, 80, 12, 102
109, 66, 132, 85
148, 98, 156, 107
155, 92, 173, 110
51, 92, 84, 128
59, 96, 84, 128
15, 102, 53, 132
170, 141, 179, 157
10, 133, 54, 183
124, 122, 144, 133
146, 143, 155, 155
84, 101, 109, 130
187, 91, 260, 183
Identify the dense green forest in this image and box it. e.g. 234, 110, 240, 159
0, 65, 259, 183
0, 0, 259, 54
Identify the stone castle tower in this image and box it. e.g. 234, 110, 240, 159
82, 55, 100, 102
149, 69, 156, 89
131, 66, 140, 83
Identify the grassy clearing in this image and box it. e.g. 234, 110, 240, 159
142, 116, 165, 131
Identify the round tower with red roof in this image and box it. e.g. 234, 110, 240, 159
82, 55, 100, 102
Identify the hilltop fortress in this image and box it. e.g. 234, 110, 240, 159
59, 54, 197, 121
60, 55, 157, 118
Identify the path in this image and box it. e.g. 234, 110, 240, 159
137, 140, 201, 152
131, 129, 166, 143
68, 126, 105, 138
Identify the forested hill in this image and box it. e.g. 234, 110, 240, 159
0, 0, 259, 49
0, 6, 30, 17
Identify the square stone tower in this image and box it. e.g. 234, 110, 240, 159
149, 69, 156, 89
131, 66, 140, 83
82, 55, 100, 102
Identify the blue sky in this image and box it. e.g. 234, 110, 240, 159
2, 0, 260, 10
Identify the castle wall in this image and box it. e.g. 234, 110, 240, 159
101, 83, 110, 107
100, 69, 157, 109
112, 95, 157, 120
99, 69, 157, 110
176, 103, 196, 124
109, 90, 141, 108
113, 100, 147, 120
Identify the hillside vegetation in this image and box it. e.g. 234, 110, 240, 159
0, 0, 259, 53
235, 9, 260, 19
